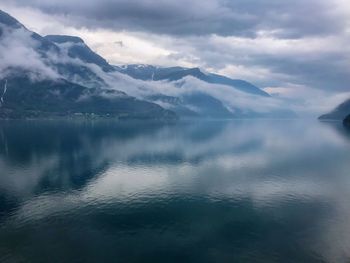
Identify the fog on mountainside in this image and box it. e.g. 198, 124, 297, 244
0, 9, 299, 119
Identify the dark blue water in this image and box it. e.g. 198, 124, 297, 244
0, 120, 350, 263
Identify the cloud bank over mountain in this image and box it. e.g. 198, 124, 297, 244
0, 0, 349, 115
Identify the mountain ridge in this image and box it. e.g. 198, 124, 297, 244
45, 35, 115, 72
0, 9, 296, 120
115, 64, 270, 97
0, 10, 177, 120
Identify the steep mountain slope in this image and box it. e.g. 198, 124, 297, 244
45, 35, 114, 72
0, 10, 59, 55
0, 10, 177, 120
319, 98, 350, 120
0, 9, 295, 120
0, 75, 176, 120
115, 64, 270, 97
1, 10, 108, 89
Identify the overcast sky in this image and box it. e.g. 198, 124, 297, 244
1, 0, 350, 102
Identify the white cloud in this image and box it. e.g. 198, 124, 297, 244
0, 25, 59, 80
1, 1, 350, 115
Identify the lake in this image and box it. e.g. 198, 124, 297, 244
0, 120, 350, 263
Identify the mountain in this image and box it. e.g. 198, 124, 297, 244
0, 10, 59, 55
114, 65, 292, 118
0, 9, 22, 30
115, 64, 270, 97
0, 10, 177, 120
0, 9, 295, 120
45, 35, 114, 72
0, 75, 176, 120
319, 98, 350, 120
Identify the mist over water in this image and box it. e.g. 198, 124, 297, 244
0, 120, 350, 263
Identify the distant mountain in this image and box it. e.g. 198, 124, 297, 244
43, 35, 112, 89
0, 9, 295, 120
115, 64, 270, 97
319, 98, 350, 120
0, 10, 59, 55
113, 64, 288, 118
147, 92, 234, 119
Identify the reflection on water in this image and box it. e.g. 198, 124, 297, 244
0, 120, 350, 263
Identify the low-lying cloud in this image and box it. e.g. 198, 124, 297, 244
0, 25, 59, 80
0, 1, 349, 115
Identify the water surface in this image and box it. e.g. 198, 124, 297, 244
0, 120, 350, 263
